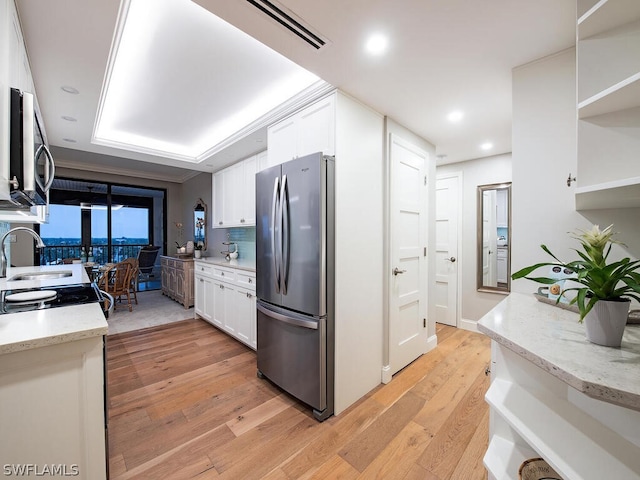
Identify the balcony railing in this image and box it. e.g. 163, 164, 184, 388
40, 244, 152, 266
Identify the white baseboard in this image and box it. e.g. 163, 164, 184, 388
381, 365, 392, 384
459, 318, 479, 332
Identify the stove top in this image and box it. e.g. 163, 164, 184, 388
0, 283, 102, 315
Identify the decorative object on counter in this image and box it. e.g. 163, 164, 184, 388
186, 240, 194, 254
221, 242, 238, 261
512, 224, 640, 347
194, 243, 203, 259
518, 457, 563, 480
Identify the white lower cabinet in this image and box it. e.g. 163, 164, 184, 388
0, 336, 107, 479
194, 272, 213, 321
234, 286, 257, 350
194, 261, 256, 350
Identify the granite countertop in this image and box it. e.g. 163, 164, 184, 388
478, 292, 640, 411
0, 264, 108, 355
194, 256, 256, 272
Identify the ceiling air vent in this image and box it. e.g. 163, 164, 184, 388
246, 0, 328, 50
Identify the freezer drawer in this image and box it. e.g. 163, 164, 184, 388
256, 301, 326, 412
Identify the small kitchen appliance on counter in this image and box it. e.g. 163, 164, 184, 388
256, 151, 335, 421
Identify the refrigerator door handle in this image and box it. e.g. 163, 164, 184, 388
257, 302, 319, 330
281, 174, 289, 295
271, 176, 280, 293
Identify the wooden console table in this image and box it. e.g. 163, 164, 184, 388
160, 255, 194, 309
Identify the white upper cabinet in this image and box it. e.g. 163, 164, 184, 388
211, 152, 261, 228
575, 0, 640, 209
266, 94, 335, 168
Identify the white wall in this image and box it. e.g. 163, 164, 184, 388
333, 92, 385, 415
437, 153, 512, 326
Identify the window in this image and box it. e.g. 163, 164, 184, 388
38, 179, 166, 267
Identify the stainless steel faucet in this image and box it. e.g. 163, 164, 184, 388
0, 227, 46, 278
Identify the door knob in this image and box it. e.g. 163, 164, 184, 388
393, 267, 406, 276
445, 256, 456, 263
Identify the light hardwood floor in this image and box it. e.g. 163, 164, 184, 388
107, 319, 491, 479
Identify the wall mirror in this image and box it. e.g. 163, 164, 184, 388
477, 182, 511, 293
194, 199, 207, 250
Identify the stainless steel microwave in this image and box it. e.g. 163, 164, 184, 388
7, 87, 55, 207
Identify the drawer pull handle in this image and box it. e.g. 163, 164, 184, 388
219, 284, 224, 289
248, 278, 253, 283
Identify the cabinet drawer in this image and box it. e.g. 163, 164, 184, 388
236, 271, 256, 291
194, 262, 214, 277
213, 266, 235, 282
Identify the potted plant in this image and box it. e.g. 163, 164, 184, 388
194, 242, 203, 259
511, 224, 640, 347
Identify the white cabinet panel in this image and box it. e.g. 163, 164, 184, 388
235, 287, 256, 349
0, 337, 107, 479
267, 116, 298, 167
211, 152, 262, 228
266, 93, 336, 169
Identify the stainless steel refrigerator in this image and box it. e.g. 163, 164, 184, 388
256, 152, 334, 421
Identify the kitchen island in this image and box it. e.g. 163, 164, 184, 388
0, 264, 108, 480
478, 292, 640, 480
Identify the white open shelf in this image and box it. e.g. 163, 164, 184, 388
578, 73, 640, 119
486, 379, 640, 480
578, 0, 640, 39
575, 175, 640, 210
484, 434, 538, 480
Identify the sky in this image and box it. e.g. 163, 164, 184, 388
40, 204, 149, 239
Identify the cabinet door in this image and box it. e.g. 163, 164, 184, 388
297, 94, 335, 157
242, 155, 257, 226
222, 282, 236, 335
235, 287, 256, 350
267, 116, 298, 166
194, 274, 211, 320
174, 268, 185, 301
224, 162, 244, 226
213, 171, 225, 227
212, 280, 225, 328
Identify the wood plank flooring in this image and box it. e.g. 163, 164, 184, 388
107, 319, 491, 479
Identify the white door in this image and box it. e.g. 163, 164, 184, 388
389, 134, 428, 376
435, 174, 460, 327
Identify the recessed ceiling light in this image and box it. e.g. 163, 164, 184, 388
63, 138, 77, 143
480, 142, 493, 151
365, 33, 388, 56
61, 115, 77, 122
447, 110, 464, 122
61, 86, 79, 94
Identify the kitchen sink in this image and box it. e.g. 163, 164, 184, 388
7, 271, 73, 281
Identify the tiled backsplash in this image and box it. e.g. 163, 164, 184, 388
210, 227, 256, 261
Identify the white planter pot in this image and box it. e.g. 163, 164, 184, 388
194, 250, 202, 259
584, 299, 630, 347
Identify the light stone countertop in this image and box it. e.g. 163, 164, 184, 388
194, 256, 256, 272
478, 292, 640, 411
0, 264, 108, 355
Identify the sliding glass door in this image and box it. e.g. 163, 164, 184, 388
38, 179, 166, 271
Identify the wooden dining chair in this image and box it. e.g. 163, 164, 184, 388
97, 260, 136, 312
121, 257, 139, 306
